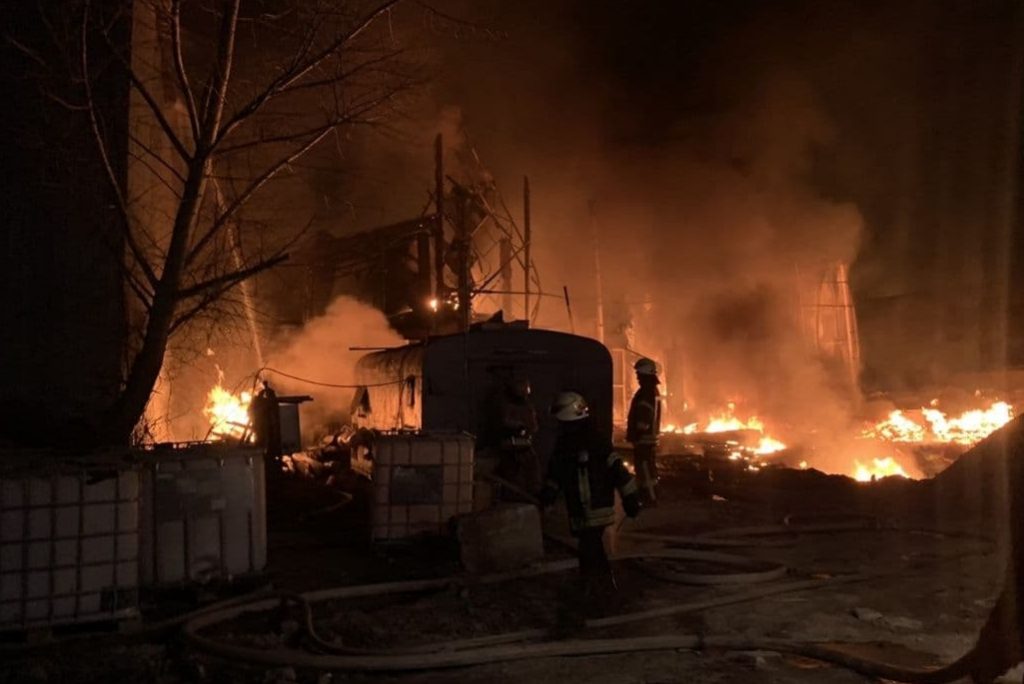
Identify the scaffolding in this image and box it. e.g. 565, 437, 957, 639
797, 261, 861, 388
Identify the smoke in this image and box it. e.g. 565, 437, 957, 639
240, 0, 1019, 471
265, 296, 404, 436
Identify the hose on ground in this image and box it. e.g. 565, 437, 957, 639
181, 522, 989, 682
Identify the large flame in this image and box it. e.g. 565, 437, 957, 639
853, 456, 909, 482
863, 400, 1013, 446
663, 403, 788, 455
203, 372, 252, 441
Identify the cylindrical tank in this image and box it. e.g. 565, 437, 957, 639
137, 443, 266, 586
354, 325, 613, 461
0, 452, 140, 630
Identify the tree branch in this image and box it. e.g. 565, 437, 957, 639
169, 0, 200, 145
99, 29, 192, 161
81, 0, 159, 289
186, 122, 337, 264
198, 0, 241, 147
212, 0, 403, 149
173, 252, 289, 304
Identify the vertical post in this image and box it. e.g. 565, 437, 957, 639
523, 176, 531, 323
837, 262, 861, 389
454, 186, 471, 332
589, 200, 605, 344
563, 285, 575, 334
499, 237, 513, 315
417, 232, 432, 307
434, 134, 445, 303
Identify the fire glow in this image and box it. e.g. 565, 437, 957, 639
853, 456, 909, 482
863, 400, 1013, 446
203, 380, 252, 440
663, 403, 788, 456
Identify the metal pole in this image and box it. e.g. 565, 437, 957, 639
589, 200, 605, 344
434, 134, 445, 303
563, 285, 575, 334
499, 237, 513, 315
523, 176, 531, 324
456, 191, 471, 332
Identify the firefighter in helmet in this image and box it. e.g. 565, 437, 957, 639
541, 391, 640, 602
249, 379, 282, 460
627, 358, 661, 505
493, 374, 541, 494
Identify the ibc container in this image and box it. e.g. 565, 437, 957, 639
371, 432, 474, 541
0, 454, 140, 630
138, 444, 266, 586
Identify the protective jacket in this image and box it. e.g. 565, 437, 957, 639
626, 384, 661, 446
541, 427, 639, 533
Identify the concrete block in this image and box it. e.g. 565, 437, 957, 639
457, 503, 544, 573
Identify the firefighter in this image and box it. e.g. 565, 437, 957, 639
249, 380, 282, 460
541, 391, 640, 606
627, 357, 661, 506
493, 375, 541, 494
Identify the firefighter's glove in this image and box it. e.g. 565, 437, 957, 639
623, 493, 641, 518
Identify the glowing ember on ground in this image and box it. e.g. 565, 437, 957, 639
853, 457, 909, 482
203, 374, 252, 440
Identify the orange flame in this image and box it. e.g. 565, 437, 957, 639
203, 370, 252, 441
853, 457, 909, 482
863, 400, 1013, 446
663, 403, 787, 455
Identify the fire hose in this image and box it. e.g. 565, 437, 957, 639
181, 522, 993, 682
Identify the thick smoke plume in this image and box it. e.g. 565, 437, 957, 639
265, 296, 404, 436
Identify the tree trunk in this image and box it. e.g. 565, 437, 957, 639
98, 162, 210, 444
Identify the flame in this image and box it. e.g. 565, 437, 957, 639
663, 402, 787, 455
864, 400, 1013, 446
702, 403, 765, 433
920, 401, 1013, 445
753, 435, 787, 455
203, 374, 252, 441
853, 457, 909, 482
868, 410, 928, 443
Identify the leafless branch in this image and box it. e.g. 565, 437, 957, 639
186, 122, 337, 264
212, 0, 403, 149
197, 0, 241, 146
98, 30, 192, 160
81, 0, 159, 289
128, 131, 187, 184
172, 251, 289, 312
169, 0, 200, 144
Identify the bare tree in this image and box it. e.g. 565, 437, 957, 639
11, 0, 418, 443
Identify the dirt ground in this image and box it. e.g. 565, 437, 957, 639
0, 453, 1018, 684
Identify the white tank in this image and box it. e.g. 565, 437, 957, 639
0, 453, 140, 630
370, 432, 474, 541
137, 444, 266, 586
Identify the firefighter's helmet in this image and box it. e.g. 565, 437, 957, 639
634, 357, 659, 377
550, 391, 590, 422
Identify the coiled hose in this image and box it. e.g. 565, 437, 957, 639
182, 521, 990, 682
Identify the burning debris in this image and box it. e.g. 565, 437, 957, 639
863, 400, 1014, 447
203, 371, 253, 441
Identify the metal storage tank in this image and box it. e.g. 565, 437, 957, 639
137, 443, 266, 586
0, 452, 140, 630
353, 324, 613, 461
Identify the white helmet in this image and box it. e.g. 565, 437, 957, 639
634, 357, 658, 377
551, 391, 590, 422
